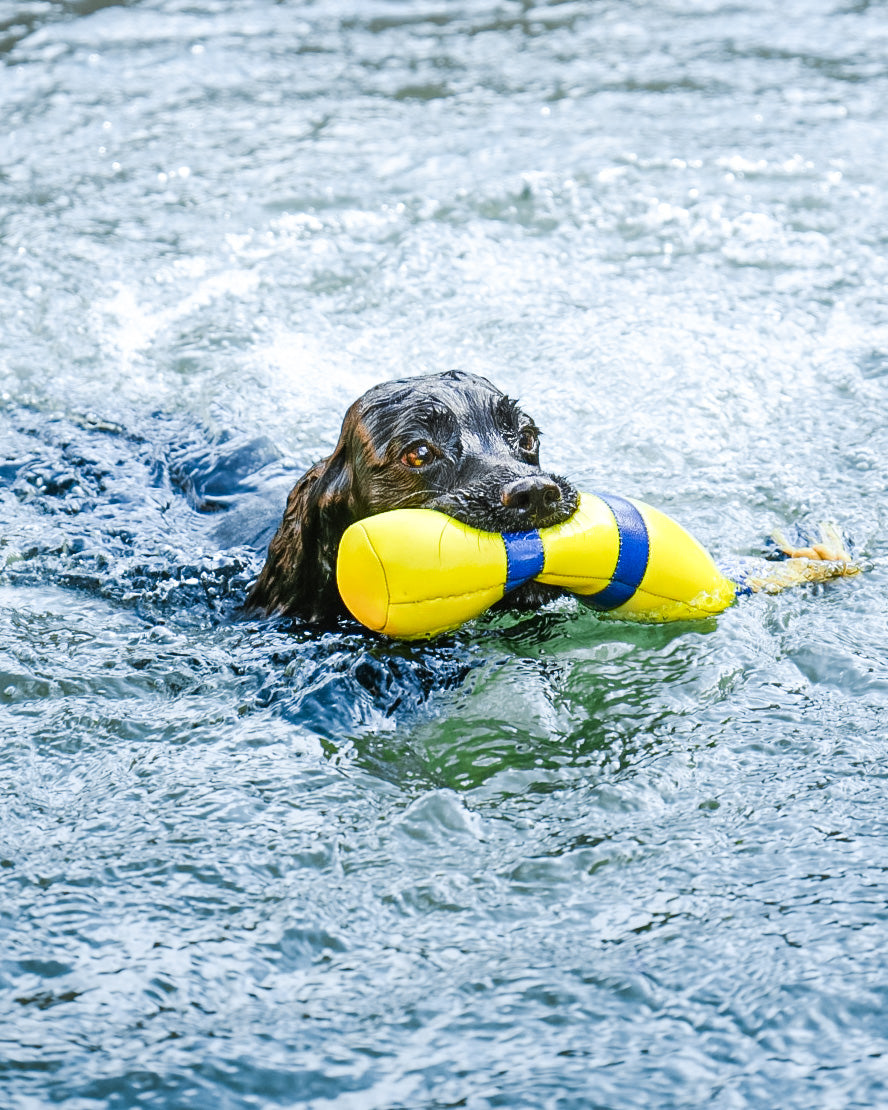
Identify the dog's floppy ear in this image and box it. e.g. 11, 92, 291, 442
246, 444, 356, 621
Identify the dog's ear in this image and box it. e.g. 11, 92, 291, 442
246, 445, 356, 621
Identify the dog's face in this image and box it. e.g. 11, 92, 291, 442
336, 371, 578, 532
248, 370, 579, 620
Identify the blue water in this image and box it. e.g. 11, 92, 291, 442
2, 1, 888, 1107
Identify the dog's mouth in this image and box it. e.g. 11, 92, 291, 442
426, 474, 579, 534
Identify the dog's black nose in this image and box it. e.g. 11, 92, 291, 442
501, 476, 561, 518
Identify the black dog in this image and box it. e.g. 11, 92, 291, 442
247, 370, 579, 622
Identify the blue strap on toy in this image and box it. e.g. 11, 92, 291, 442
502, 529, 546, 592
502, 492, 652, 607
583, 493, 651, 611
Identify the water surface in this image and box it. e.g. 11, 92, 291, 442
2, 1, 888, 1107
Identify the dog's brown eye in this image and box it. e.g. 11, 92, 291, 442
401, 443, 435, 468
518, 428, 539, 454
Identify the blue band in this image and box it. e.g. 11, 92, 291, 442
583, 493, 650, 611
502, 529, 545, 593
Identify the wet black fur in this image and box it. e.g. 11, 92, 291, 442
246, 370, 579, 623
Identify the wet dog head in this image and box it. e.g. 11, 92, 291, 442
247, 370, 579, 621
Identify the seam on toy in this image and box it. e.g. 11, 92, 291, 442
364, 526, 392, 628
613, 581, 738, 611
392, 585, 506, 608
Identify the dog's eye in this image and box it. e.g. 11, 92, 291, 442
518, 427, 539, 454
401, 443, 435, 468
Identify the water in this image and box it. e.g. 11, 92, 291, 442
2, 0, 888, 1106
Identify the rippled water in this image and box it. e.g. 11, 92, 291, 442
3, 1, 888, 1106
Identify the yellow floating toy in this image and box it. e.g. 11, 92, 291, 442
335, 492, 741, 639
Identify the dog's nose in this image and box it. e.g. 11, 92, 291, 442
501, 476, 561, 518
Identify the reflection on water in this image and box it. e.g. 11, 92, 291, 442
2, 0, 888, 1106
